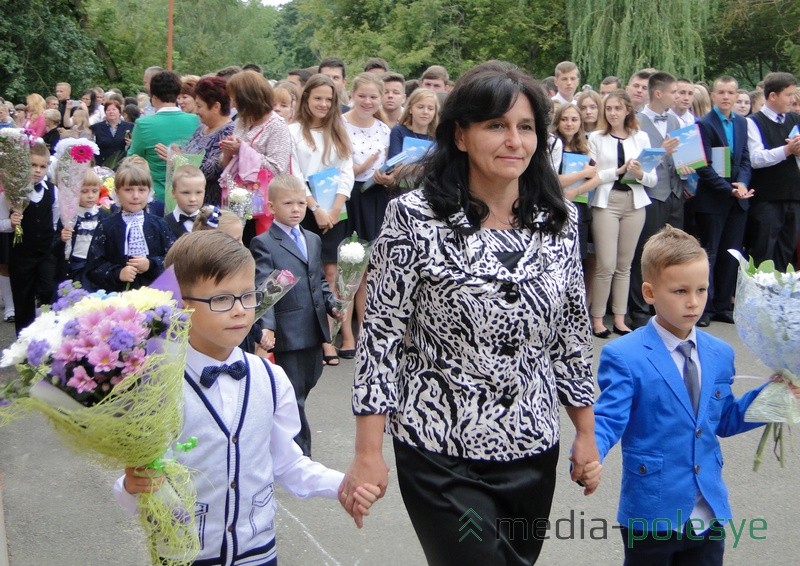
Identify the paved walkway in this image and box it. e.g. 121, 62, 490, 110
1, 320, 797, 565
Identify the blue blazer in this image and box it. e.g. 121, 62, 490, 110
84, 212, 175, 292
594, 322, 765, 531
694, 110, 752, 213
249, 224, 334, 352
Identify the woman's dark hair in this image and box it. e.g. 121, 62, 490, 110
82, 89, 98, 115
123, 104, 141, 123
194, 76, 231, 116
422, 60, 568, 234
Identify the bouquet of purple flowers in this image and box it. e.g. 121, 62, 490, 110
0, 278, 200, 565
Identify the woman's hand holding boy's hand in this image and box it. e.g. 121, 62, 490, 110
579, 461, 603, 496
123, 466, 165, 494
61, 227, 73, 243
338, 481, 383, 529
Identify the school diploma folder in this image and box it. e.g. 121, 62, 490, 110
790, 125, 800, 171
308, 167, 346, 219
561, 153, 591, 191
668, 124, 707, 169
710, 146, 731, 178
620, 147, 665, 184
401, 137, 434, 162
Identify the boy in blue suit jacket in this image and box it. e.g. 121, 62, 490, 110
249, 175, 340, 457
590, 225, 795, 565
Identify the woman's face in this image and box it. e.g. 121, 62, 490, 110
308, 85, 334, 124
579, 97, 598, 124
105, 104, 120, 123
410, 96, 436, 129
455, 95, 538, 193
195, 97, 219, 126
352, 83, 382, 119
604, 96, 628, 129
178, 93, 196, 113
558, 106, 582, 138
733, 93, 751, 116
81, 93, 92, 107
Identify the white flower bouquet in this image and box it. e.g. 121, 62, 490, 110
331, 233, 371, 341
729, 250, 800, 470
0, 128, 35, 244
224, 186, 253, 225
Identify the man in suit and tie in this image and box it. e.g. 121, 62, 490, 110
249, 175, 340, 456
693, 76, 753, 326
629, 71, 682, 329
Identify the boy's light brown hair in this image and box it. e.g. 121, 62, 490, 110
165, 230, 254, 290
172, 164, 205, 191
268, 173, 305, 201
641, 225, 708, 283
30, 142, 50, 160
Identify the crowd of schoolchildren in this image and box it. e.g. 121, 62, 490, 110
0, 57, 798, 565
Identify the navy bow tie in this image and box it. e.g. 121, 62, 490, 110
83, 211, 97, 220
200, 360, 247, 388
653, 114, 668, 123
179, 213, 196, 223
33, 183, 44, 193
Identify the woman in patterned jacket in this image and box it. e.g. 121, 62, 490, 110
339, 61, 600, 565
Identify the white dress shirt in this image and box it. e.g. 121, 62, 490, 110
747, 105, 793, 169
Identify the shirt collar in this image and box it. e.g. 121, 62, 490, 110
642, 105, 667, 120
272, 220, 297, 237
760, 105, 783, 123
651, 316, 697, 353
155, 106, 182, 113
712, 106, 733, 123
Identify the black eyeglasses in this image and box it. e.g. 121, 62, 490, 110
183, 291, 264, 312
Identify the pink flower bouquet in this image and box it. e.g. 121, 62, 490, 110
54, 138, 100, 228
0, 279, 200, 566
254, 268, 299, 320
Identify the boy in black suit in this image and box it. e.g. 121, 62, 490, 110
165, 164, 205, 238
6, 143, 57, 334
250, 175, 340, 456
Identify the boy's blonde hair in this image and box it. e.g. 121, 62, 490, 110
641, 225, 708, 283
165, 230, 254, 291
172, 164, 205, 191
115, 156, 152, 188
268, 174, 305, 201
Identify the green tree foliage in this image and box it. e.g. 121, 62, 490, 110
704, 0, 799, 88
0, 0, 100, 100
294, 0, 570, 80
566, 0, 713, 87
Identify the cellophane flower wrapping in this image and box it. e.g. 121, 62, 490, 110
730, 254, 800, 424
331, 233, 371, 341
0, 281, 200, 566
95, 166, 116, 209
164, 145, 205, 215
54, 138, 101, 228
224, 187, 254, 225
254, 269, 299, 320
0, 128, 35, 244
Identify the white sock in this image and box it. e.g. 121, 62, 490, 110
0, 275, 14, 317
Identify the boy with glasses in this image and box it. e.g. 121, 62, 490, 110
115, 230, 379, 565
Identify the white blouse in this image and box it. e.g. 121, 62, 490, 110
288, 122, 355, 198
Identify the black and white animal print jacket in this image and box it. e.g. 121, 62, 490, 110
352, 190, 595, 461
